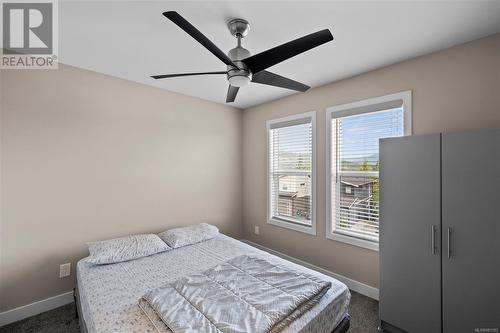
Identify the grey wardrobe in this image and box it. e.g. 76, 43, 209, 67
379, 129, 500, 333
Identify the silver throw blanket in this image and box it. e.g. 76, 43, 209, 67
139, 255, 331, 333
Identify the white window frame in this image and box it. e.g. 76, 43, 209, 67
266, 111, 316, 236
325, 91, 412, 251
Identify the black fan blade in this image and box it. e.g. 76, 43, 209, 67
151, 71, 226, 79
243, 29, 333, 74
251, 70, 310, 92
163, 11, 237, 68
226, 85, 239, 103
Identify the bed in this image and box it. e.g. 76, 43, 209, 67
76, 234, 351, 333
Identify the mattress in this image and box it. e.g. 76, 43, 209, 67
76, 234, 350, 333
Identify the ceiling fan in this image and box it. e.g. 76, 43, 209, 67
152, 11, 334, 103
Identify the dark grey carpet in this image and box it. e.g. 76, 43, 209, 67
0, 302, 79, 333
349, 291, 380, 332
0, 290, 379, 333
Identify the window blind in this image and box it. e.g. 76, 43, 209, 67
269, 118, 313, 226
330, 108, 404, 241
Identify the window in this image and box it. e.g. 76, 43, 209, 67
326, 91, 411, 250
267, 112, 316, 235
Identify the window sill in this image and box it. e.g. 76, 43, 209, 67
326, 232, 379, 251
268, 218, 316, 236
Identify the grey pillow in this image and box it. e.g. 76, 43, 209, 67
87, 234, 170, 265
158, 223, 219, 248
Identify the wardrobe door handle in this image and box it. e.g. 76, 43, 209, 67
447, 227, 451, 259
431, 225, 436, 255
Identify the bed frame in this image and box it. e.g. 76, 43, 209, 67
74, 282, 350, 333
332, 314, 350, 333
74, 286, 88, 333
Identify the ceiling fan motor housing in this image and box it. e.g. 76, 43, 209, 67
227, 46, 252, 87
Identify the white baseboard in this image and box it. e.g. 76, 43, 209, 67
241, 239, 379, 300
0, 291, 74, 327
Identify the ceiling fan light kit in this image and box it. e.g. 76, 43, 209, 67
152, 11, 333, 103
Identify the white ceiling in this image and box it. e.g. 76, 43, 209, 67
59, 1, 500, 109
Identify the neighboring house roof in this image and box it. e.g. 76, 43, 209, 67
341, 177, 376, 187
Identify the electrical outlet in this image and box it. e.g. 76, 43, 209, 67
254, 226, 260, 235
59, 263, 71, 278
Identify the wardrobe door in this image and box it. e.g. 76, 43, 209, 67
379, 134, 442, 333
442, 129, 500, 332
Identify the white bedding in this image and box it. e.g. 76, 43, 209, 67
76, 234, 350, 333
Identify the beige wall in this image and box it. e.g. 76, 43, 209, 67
0, 69, 3, 312
0, 64, 243, 311
242, 34, 500, 289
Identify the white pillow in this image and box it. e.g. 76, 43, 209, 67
158, 223, 219, 248
87, 234, 170, 265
